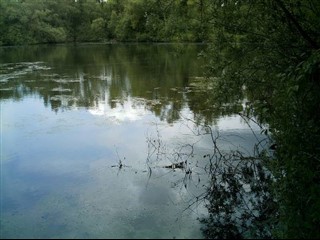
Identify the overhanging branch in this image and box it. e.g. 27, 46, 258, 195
275, 0, 319, 49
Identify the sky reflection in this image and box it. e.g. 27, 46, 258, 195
0, 44, 265, 239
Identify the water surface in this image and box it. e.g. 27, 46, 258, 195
0, 44, 262, 238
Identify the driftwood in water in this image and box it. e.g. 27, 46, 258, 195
163, 161, 185, 169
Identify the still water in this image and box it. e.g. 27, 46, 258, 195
0, 44, 262, 238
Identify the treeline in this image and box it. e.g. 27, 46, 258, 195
0, 0, 213, 46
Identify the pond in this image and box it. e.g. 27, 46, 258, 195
0, 44, 264, 239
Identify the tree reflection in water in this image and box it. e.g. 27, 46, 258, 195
0, 44, 277, 238
146, 115, 277, 239
199, 124, 276, 239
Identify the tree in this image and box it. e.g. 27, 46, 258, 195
200, 0, 320, 238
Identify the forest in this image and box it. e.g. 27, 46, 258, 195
0, 0, 215, 45
1, 0, 320, 239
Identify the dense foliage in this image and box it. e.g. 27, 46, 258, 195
0, 0, 214, 45
199, 0, 320, 238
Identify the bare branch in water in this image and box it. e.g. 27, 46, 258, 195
146, 117, 276, 239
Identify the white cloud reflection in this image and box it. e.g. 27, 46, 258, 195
88, 96, 150, 123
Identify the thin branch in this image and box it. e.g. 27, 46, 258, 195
275, 0, 319, 49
